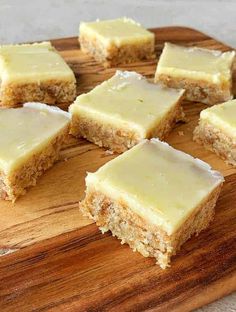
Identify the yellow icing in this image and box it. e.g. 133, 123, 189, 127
0, 42, 75, 83
86, 139, 223, 235
155, 42, 235, 84
200, 99, 236, 138
0, 103, 70, 174
69, 71, 184, 137
80, 18, 154, 47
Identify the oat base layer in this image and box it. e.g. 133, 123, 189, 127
0, 80, 76, 107
155, 74, 232, 105
80, 184, 222, 269
194, 121, 236, 166
79, 35, 155, 68
0, 125, 69, 201
70, 99, 184, 153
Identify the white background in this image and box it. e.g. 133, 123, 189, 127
0, 0, 235, 311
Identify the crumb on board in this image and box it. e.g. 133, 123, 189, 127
178, 131, 184, 136
105, 149, 114, 155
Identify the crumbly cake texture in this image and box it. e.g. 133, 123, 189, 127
156, 74, 232, 105
0, 125, 68, 201
194, 99, 236, 166
80, 139, 224, 268
70, 101, 183, 153
194, 121, 236, 166
0, 42, 76, 107
79, 18, 155, 67
80, 185, 221, 269
155, 43, 235, 105
0, 103, 71, 201
69, 71, 185, 153
1, 80, 76, 108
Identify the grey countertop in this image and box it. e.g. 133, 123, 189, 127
0, 0, 236, 48
0, 0, 235, 311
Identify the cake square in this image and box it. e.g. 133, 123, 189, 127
69, 70, 185, 152
155, 42, 235, 105
79, 18, 155, 67
0, 102, 71, 201
0, 42, 76, 107
80, 139, 224, 269
194, 99, 236, 166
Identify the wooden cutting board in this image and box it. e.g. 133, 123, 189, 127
0, 26, 235, 312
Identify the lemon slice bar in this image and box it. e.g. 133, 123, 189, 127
194, 99, 236, 166
79, 18, 155, 67
0, 103, 71, 201
80, 139, 224, 268
69, 70, 185, 152
155, 43, 235, 105
0, 42, 76, 107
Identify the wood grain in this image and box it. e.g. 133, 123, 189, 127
0, 26, 235, 311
